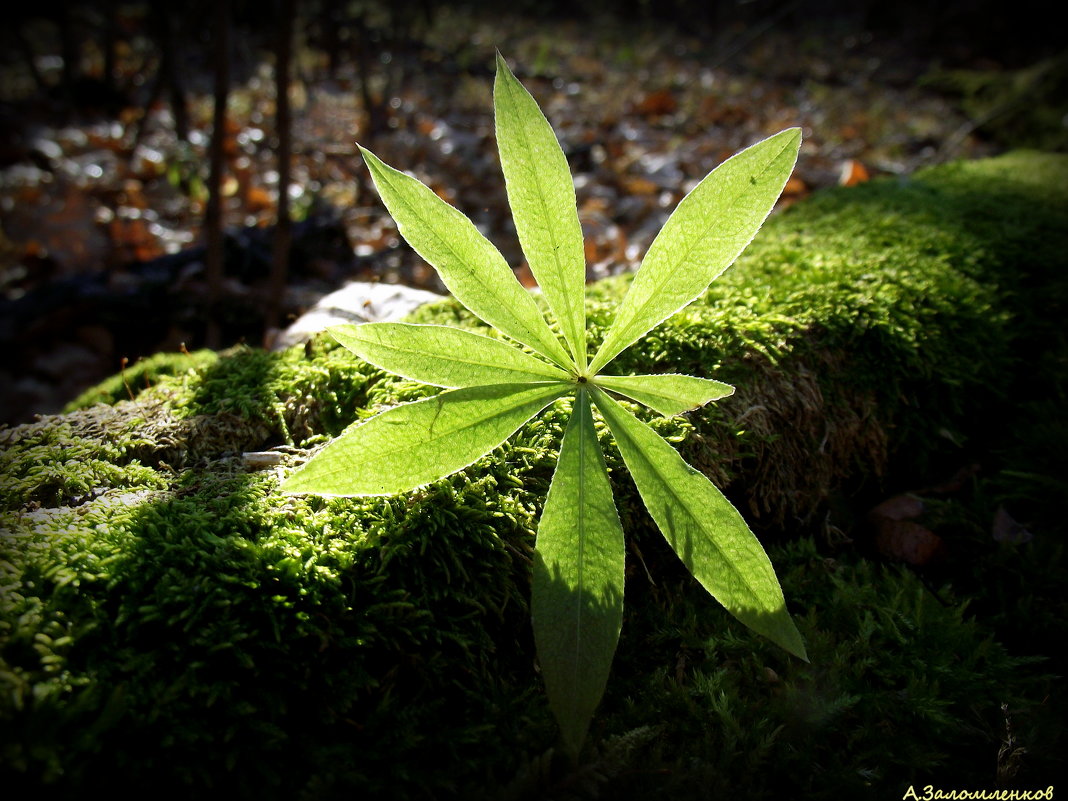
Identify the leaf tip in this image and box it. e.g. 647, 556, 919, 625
775, 620, 809, 663
356, 143, 379, 169
782, 126, 803, 150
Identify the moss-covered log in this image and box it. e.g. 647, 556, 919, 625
2, 151, 1066, 798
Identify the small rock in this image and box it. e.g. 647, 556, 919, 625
271, 281, 444, 350
243, 451, 284, 470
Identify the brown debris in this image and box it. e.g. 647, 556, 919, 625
871, 518, 947, 565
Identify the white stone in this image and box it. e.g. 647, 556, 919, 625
271, 281, 444, 351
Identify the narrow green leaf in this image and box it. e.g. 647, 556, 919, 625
281, 382, 570, 496
589, 128, 801, 374
359, 145, 573, 369
533, 388, 625, 758
594, 373, 734, 417
494, 53, 587, 370
329, 323, 570, 387
591, 387, 807, 660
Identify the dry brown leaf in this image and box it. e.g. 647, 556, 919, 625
697, 97, 748, 127
992, 506, 1033, 544
782, 175, 810, 198
619, 176, 659, 196
634, 88, 678, 117
873, 518, 946, 565
244, 185, 274, 214
839, 159, 871, 186
869, 493, 924, 521
926, 463, 981, 494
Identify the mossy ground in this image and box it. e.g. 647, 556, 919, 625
2, 151, 1066, 798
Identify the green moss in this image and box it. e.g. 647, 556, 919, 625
923, 55, 1068, 152
0, 408, 168, 510
2, 151, 1067, 797
574, 538, 1056, 800
64, 336, 382, 446
1, 459, 544, 796
64, 348, 221, 411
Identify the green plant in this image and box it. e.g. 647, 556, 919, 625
281, 53, 806, 758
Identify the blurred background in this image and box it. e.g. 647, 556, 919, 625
1, 0, 1064, 425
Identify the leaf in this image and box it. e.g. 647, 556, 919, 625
590, 387, 807, 660
634, 88, 678, 117
992, 505, 1033, 544
358, 145, 574, 369
494, 53, 588, 369
329, 323, 569, 387
588, 128, 802, 375
838, 158, 871, 187
286, 59, 806, 763
281, 382, 569, 496
532, 388, 625, 758
594, 373, 734, 417
868, 493, 925, 521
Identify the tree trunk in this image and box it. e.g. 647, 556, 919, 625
265, 0, 295, 341
12, 23, 48, 94
354, 13, 386, 140
59, 0, 80, 106
204, 0, 231, 350
101, 0, 117, 95
158, 6, 190, 142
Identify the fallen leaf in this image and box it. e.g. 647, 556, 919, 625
925, 463, 981, 494
697, 97, 748, 127
618, 175, 659, 196
872, 518, 946, 565
244, 185, 274, 214
839, 159, 870, 186
782, 175, 809, 198
992, 505, 1033, 544
634, 88, 678, 117
867, 491, 944, 566
868, 493, 924, 521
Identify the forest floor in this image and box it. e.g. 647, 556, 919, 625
0, 5, 1063, 425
